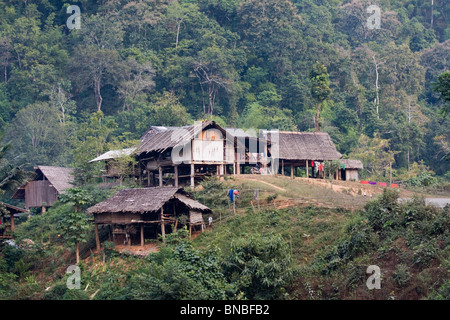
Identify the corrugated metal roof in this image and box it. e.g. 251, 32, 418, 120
89, 148, 137, 163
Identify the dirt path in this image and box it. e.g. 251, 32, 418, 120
240, 176, 287, 192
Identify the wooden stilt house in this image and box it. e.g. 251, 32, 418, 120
86, 187, 212, 249
0, 202, 28, 238
137, 121, 269, 188
89, 147, 139, 182
11, 166, 74, 211
273, 132, 342, 179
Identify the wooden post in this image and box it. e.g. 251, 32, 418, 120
219, 164, 224, 178
174, 165, 179, 187
389, 162, 392, 185
10, 213, 15, 233
41, 206, 46, 214
147, 170, 151, 187
306, 160, 309, 179
290, 164, 294, 179
282, 160, 284, 176
159, 166, 163, 187
189, 223, 192, 239
190, 163, 195, 187
160, 207, 165, 241
233, 193, 236, 216
140, 224, 144, 247
94, 224, 100, 251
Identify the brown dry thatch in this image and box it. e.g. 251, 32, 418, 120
138, 121, 262, 156
0, 202, 28, 214
274, 132, 342, 161
340, 159, 364, 169
34, 166, 74, 193
174, 193, 210, 212
86, 187, 211, 214
138, 121, 230, 155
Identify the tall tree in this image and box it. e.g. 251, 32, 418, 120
310, 62, 331, 132
69, 14, 125, 112
58, 187, 93, 264
432, 71, 450, 118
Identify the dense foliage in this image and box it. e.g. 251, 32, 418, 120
0, 0, 448, 191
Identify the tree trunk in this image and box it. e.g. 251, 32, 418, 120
372, 55, 380, 120
75, 242, 80, 264
431, 0, 434, 28
176, 22, 181, 48
315, 103, 321, 132
94, 77, 103, 112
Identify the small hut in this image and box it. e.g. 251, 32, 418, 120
0, 202, 28, 238
272, 131, 342, 178
339, 159, 364, 181
89, 147, 138, 182
11, 166, 74, 212
86, 187, 212, 249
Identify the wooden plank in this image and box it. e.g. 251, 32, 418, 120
94, 224, 100, 251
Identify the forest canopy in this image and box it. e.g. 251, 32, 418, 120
0, 0, 448, 188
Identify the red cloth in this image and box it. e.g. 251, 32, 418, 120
319, 163, 323, 171
361, 181, 369, 184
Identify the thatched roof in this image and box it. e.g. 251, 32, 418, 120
174, 194, 210, 212
138, 125, 196, 155
86, 187, 211, 214
89, 148, 137, 163
34, 166, 74, 193
274, 132, 342, 161
138, 122, 264, 156
340, 159, 363, 169
0, 202, 28, 214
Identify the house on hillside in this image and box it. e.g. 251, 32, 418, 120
339, 159, 364, 181
92, 121, 363, 185
89, 147, 139, 182
86, 187, 212, 248
268, 131, 342, 179
11, 166, 74, 212
0, 202, 28, 238
136, 121, 271, 187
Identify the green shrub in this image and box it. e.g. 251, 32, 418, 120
431, 280, 450, 300
362, 188, 400, 234
392, 264, 411, 288
102, 241, 117, 260
413, 242, 438, 268
223, 233, 295, 300
123, 242, 234, 300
